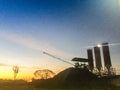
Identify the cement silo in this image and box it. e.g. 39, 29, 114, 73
94, 46, 102, 73
102, 43, 112, 75
87, 49, 94, 71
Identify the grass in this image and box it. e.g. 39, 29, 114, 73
0, 84, 119, 90
0, 78, 119, 90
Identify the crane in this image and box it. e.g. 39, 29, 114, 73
43, 51, 74, 66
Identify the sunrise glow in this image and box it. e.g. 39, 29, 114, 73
0, 0, 119, 82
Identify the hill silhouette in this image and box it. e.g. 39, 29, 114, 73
51, 67, 99, 88
53, 67, 98, 82
32, 67, 117, 89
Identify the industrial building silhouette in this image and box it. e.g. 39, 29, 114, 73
87, 42, 115, 76
33, 42, 119, 89
70, 42, 115, 76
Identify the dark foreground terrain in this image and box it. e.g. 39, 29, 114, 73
0, 81, 119, 90
0, 68, 120, 90
32, 67, 120, 90
0, 80, 120, 90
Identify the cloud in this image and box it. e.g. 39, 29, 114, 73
0, 62, 42, 69
0, 30, 75, 59
0, 63, 10, 66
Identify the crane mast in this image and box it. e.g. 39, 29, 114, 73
43, 52, 74, 66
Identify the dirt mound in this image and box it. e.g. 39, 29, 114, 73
52, 67, 98, 87
54, 67, 98, 82
33, 67, 116, 89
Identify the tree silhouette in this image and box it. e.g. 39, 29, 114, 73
34, 69, 55, 79
13, 66, 19, 80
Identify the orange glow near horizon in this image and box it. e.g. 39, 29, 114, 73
1, 65, 119, 81
0, 66, 33, 81
0, 66, 62, 81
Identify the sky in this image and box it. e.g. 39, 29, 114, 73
0, 0, 120, 80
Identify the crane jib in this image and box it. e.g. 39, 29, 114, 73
43, 52, 74, 66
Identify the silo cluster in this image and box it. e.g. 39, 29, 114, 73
87, 42, 113, 75
87, 49, 94, 71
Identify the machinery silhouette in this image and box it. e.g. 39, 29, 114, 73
43, 52, 74, 66
43, 51, 90, 69
43, 42, 116, 76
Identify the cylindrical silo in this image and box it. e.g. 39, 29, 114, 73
94, 46, 102, 72
102, 43, 112, 71
87, 49, 94, 71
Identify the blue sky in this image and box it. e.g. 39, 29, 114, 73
0, 0, 120, 74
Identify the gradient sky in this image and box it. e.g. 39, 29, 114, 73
0, 0, 120, 80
